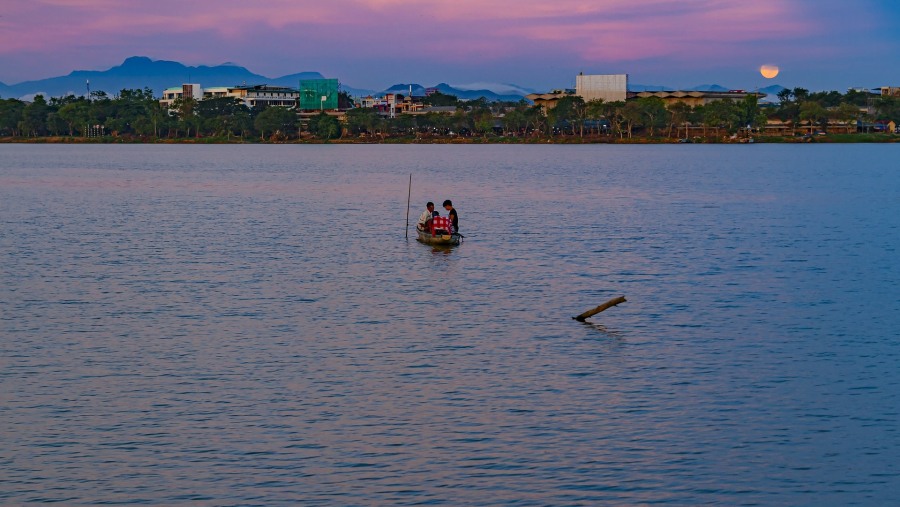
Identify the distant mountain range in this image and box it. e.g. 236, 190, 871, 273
0, 56, 786, 102
380, 83, 532, 102
0, 57, 326, 100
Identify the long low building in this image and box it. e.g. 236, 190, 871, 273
627, 90, 765, 107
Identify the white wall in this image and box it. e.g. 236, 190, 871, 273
576, 74, 628, 102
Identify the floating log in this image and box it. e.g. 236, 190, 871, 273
573, 296, 627, 322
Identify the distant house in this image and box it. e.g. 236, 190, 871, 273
357, 93, 426, 117
856, 119, 897, 133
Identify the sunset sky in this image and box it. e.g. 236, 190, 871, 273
2, 0, 899, 92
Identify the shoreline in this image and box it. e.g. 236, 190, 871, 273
2, 133, 898, 145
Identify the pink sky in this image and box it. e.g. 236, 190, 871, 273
1, 0, 898, 91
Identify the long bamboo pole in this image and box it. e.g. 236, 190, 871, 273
405, 173, 412, 239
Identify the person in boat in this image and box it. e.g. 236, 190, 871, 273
442, 199, 458, 233
417, 202, 438, 231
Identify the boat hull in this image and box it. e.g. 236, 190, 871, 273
416, 228, 462, 246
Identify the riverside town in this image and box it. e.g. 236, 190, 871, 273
2, 73, 899, 144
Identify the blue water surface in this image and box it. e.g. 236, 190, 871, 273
1, 144, 898, 505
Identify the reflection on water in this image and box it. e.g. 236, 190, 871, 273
2, 144, 899, 505
577, 320, 628, 339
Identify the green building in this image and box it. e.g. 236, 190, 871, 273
299, 79, 339, 110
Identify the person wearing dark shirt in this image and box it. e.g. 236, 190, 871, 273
443, 199, 458, 233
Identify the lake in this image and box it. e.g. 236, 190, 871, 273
1, 144, 898, 505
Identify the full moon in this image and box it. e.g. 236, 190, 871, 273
760, 64, 779, 79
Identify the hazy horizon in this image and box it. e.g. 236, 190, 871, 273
0, 55, 869, 98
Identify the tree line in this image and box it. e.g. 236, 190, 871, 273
1, 87, 898, 141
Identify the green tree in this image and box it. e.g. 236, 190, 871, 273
636, 96, 667, 137
450, 109, 473, 136
388, 114, 415, 137
338, 91, 354, 110
465, 97, 491, 113
834, 102, 861, 133
19, 95, 50, 137
469, 109, 494, 137
46, 112, 68, 136
843, 89, 874, 107
0, 99, 26, 136
196, 96, 249, 138
501, 107, 528, 136
106, 88, 156, 135
233, 108, 254, 140
799, 101, 827, 133
601, 101, 626, 138
57, 100, 92, 136
668, 101, 692, 138
809, 90, 844, 108
701, 99, 739, 137
874, 96, 900, 123
344, 107, 381, 136
308, 111, 341, 141
148, 101, 171, 138
584, 99, 606, 136
423, 91, 459, 107
523, 105, 547, 137
548, 95, 586, 135
776, 88, 793, 105
792, 87, 810, 103
254, 106, 297, 140
735, 94, 761, 132
417, 111, 451, 136
621, 101, 643, 138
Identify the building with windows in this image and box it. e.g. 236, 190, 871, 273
161, 84, 203, 106
356, 93, 426, 117
159, 84, 299, 109
228, 85, 298, 108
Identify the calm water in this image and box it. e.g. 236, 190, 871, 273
1, 144, 898, 505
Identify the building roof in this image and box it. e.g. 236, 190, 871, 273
628, 90, 765, 100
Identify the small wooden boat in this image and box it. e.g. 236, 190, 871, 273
416, 216, 462, 246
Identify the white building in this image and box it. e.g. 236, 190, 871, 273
159, 84, 299, 109
161, 83, 203, 107
575, 73, 628, 102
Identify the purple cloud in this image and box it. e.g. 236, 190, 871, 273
1, 0, 898, 91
